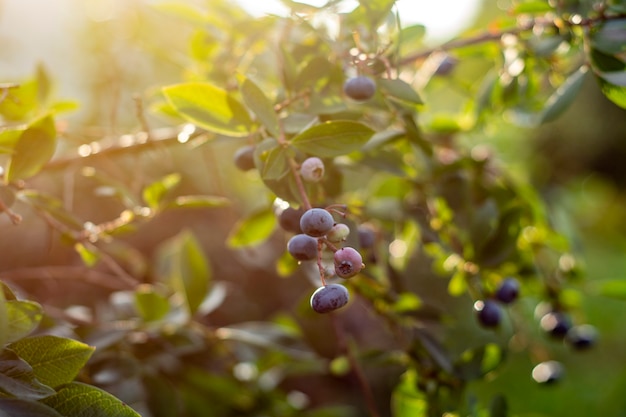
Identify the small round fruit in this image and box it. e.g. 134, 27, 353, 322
300, 157, 325, 183
343, 76, 376, 101
326, 223, 350, 243
334, 247, 364, 279
287, 234, 319, 261
357, 225, 376, 249
233, 145, 256, 171
310, 284, 349, 313
495, 277, 520, 304
278, 207, 305, 234
565, 324, 597, 350
532, 360, 564, 384
474, 300, 501, 328
540, 311, 571, 338
300, 208, 334, 237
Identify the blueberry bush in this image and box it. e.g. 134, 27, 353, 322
1, 0, 626, 416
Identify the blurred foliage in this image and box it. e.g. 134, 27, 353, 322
0, 0, 625, 416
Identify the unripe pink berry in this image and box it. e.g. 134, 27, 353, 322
334, 247, 364, 278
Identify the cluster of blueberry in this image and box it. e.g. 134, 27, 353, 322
288, 207, 364, 313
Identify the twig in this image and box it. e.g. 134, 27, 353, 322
397, 12, 626, 67
330, 315, 381, 417
0, 266, 131, 290
132, 93, 152, 141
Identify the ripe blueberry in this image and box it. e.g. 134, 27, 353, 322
326, 223, 350, 243
357, 225, 376, 249
474, 299, 501, 328
334, 247, 363, 279
495, 277, 520, 304
300, 208, 334, 237
532, 360, 564, 384
287, 234, 319, 261
278, 207, 305, 234
300, 157, 325, 183
343, 76, 376, 101
310, 284, 349, 313
540, 311, 571, 338
565, 324, 597, 350
233, 145, 256, 171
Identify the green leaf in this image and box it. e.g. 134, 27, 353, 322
0, 349, 55, 400
134, 285, 170, 322
5, 115, 56, 182
489, 394, 508, 417
238, 75, 280, 138
8, 336, 94, 389
379, 78, 423, 105
41, 382, 141, 417
74, 243, 100, 268
591, 19, 626, 55
0, 398, 64, 417
0, 81, 38, 121
227, 207, 277, 248
591, 279, 626, 300
290, 121, 374, 157
539, 66, 588, 124
162, 83, 252, 137
260, 146, 291, 181
0, 125, 25, 150
156, 230, 211, 316
448, 270, 467, 296
596, 75, 626, 109
142, 173, 182, 209
5, 301, 43, 344
512, 1, 553, 13
391, 368, 427, 417
168, 195, 230, 209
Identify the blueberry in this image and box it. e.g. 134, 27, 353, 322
474, 300, 501, 328
287, 234, 318, 261
334, 247, 364, 279
300, 157, 325, 183
300, 208, 334, 237
495, 277, 520, 304
532, 360, 564, 384
357, 225, 376, 249
233, 145, 256, 171
343, 76, 376, 101
326, 223, 350, 243
565, 324, 597, 350
540, 311, 571, 338
310, 284, 349, 313
278, 207, 305, 234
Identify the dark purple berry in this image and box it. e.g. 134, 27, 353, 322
565, 325, 597, 350
343, 76, 376, 101
357, 225, 376, 249
233, 145, 256, 171
287, 234, 318, 261
279, 207, 305, 234
532, 360, 564, 384
310, 284, 349, 313
495, 277, 520, 304
540, 311, 571, 338
474, 300, 501, 328
300, 208, 334, 237
334, 247, 364, 279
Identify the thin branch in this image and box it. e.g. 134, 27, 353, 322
397, 13, 626, 67
331, 315, 381, 417
0, 266, 132, 290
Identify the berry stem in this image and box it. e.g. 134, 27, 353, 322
288, 156, 312, 210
